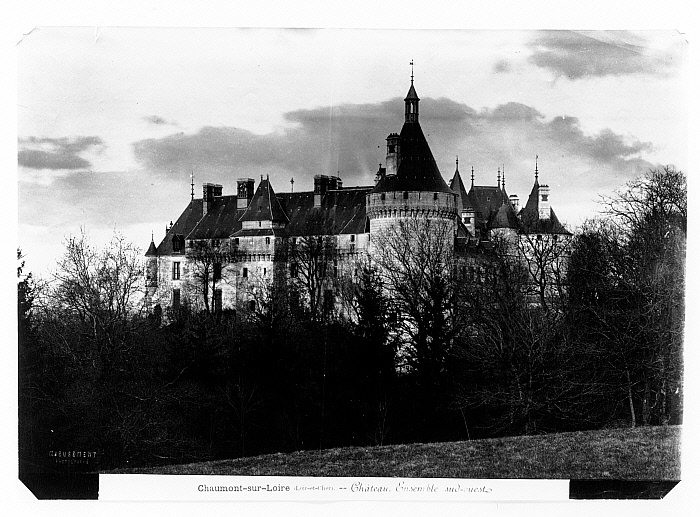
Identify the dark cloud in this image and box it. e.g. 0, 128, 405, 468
131, 97, 655, 198
528, 31, 674, 79
18, 136, 104, 170
144, 115, 176, 126
493, 60, 511, 73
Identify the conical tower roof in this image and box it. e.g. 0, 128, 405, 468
239, 177, 289, 224
449, 159, 469, 211
145, 237, 158, 257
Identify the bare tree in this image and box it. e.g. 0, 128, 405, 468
517, 232, 571, 313
288, 212, 339, 321
371, 217, 462, 392
186, 239, 233, 315
568, 167, 686, 427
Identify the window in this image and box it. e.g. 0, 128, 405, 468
381, 193, 386, 200
265, 237, 270, 245
242, 267, 248, 278
403, 191, 409, 199
172, 261, 181, 280
465, 216, 472, 224
234, 238, 240, 245
214, 289, 222, 313
172, 288, 180, 310
350, 234, 355, 242
212, 239, 220, 248
263, 267, 267, 276
172, 235, 184, 252
213, 262, 222, 281
434, 192, 438, 200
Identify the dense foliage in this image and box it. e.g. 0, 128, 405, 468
18, 168, 685, 472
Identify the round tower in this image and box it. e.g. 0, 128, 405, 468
366, 75, 457, 239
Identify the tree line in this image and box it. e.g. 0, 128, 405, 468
18, 167, 685, 472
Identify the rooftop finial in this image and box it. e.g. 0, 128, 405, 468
151, 230, 154, 242
456, 155, 459, 171
535, 155, 539, 182
471, 166, 475, 188
290, 177, 294, 193
497, 167, 501, 189
502, 164, 506, 191
410, 59, 414, 84
190, 170, 195, 200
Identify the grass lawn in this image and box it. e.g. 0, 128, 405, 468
114, 425, 681, 480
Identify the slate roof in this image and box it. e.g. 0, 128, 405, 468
277, 187, 372, 236
449, 165, 470, 212
404, 82, 419, 101
492, 201, 520, 229
519, 180, 570, 234
145, 238, 158, 257
154, 199, 204, 255
187, 195, 243, 240
239, 178, 289, 224
372, 122, 453, 194
466, 186, 510, 226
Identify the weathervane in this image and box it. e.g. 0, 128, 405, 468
535, 155, 539, 181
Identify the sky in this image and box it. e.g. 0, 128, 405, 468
16, 27, 688, 276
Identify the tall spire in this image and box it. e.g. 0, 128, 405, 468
535, 155, 539, 183
502, 164, 506, 191
455, 155, 459, 172
404, 62, 420, 124
471, 166, 475, 188
497, 167, 501, 189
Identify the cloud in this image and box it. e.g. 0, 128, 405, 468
493, 60, 511, 73
131, 97, 656, 205
527, 31, 676, 79
18, 136, 104, 170
144, 115, 176, 126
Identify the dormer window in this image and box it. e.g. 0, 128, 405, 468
172, 234, 185, 252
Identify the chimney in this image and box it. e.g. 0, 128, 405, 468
314, 175, 330, 207
213, 184, 223, 198
509, 194, 520, 212
463, 206, 476, 237
237, 178, 255, 210
385, 133, 401, 176
538, 185, 550, 220
203, 183, 216, 215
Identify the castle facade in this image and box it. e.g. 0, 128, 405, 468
145, 76, 570, 314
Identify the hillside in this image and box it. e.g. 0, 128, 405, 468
115, 425, 681, 480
